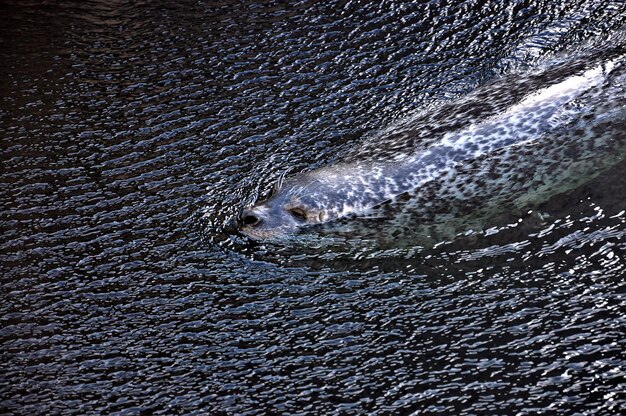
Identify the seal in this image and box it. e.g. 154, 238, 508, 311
239, 40, 626, 243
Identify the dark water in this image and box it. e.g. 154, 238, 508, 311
2, 1, 626, 414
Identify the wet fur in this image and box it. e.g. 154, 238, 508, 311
240, 39, 626, 244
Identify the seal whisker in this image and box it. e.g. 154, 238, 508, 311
275, 169, 289, 192
292, 179, 318, 200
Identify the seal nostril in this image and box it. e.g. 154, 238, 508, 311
242, 214, 260, 226
239, 209, 261, 227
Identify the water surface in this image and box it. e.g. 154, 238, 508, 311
1, 1, 626, 414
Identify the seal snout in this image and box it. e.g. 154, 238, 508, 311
239, 208, 262, 227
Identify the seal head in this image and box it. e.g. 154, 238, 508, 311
238, 162, 392, 239
239, 173, 330, 240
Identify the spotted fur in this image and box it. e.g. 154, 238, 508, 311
239, 41, 626, 243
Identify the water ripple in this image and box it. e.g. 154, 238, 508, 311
2, 0, 626, 414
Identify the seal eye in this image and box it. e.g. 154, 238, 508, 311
289, 208, 307, 221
